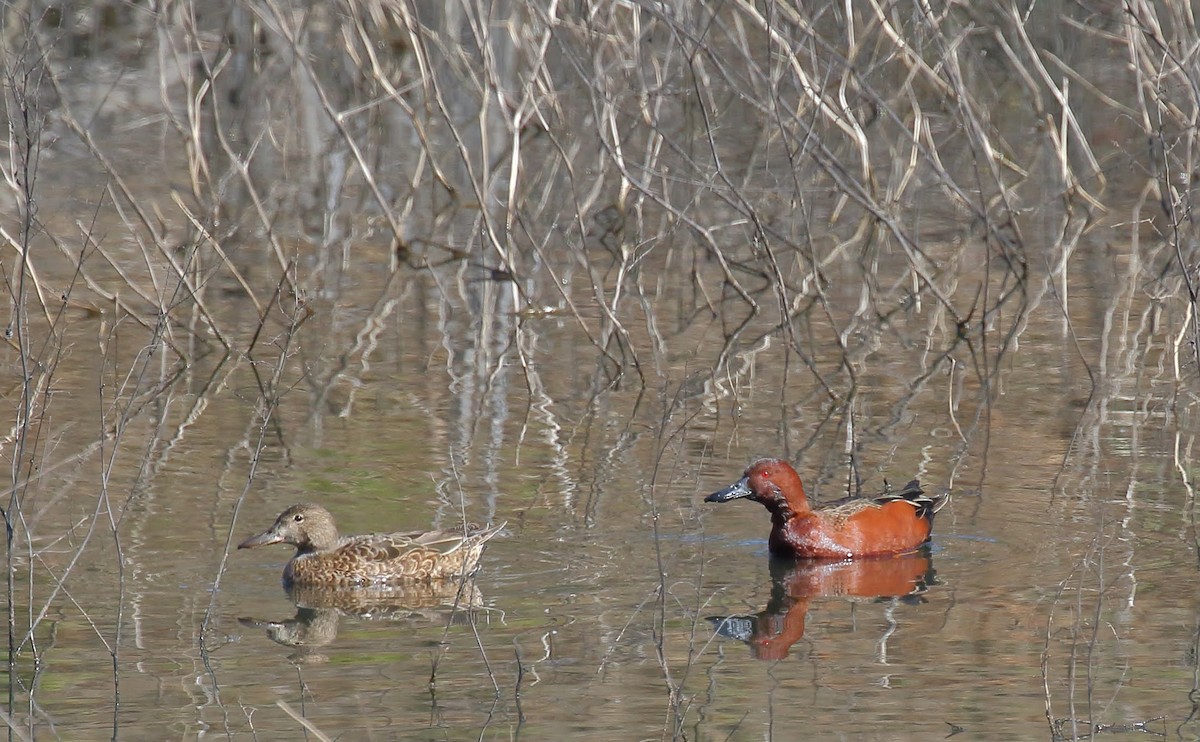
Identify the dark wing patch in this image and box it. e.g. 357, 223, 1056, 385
871, 480, 948, 521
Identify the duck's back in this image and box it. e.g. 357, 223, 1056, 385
285, 524, 504, 587
772, 482, 941, 559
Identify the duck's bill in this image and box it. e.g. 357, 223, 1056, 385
705, 477, 752, 503
238, 530, 282, 549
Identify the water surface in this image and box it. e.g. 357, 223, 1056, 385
3, 2, 1198, 740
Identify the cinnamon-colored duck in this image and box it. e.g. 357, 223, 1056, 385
705, 458, 946, 559
239, 504, 504, 587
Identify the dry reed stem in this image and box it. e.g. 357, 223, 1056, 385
275, 700, 333, 742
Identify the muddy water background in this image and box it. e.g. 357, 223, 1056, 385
3, 1, 1200, 740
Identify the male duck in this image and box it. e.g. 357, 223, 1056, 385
705, 458, 947, 559
239, 503, 504, 586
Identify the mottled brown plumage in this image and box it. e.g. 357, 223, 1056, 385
238, 503, 504, 587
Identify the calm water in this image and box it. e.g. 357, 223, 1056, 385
10, 262, 1196, 740
4, 2, 1200, 740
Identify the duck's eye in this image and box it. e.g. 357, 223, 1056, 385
293, 513, 304, 523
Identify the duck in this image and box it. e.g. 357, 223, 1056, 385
238, 503, 504, 587
705, 458, 947, 559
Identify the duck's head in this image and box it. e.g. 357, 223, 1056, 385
238, 503, 341, 553
705, 458, 810, 515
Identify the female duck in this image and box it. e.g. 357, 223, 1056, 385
239, 503, 504, 587
705, 458, 946, 559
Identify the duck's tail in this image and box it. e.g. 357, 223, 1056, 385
427, 521, 507, 579
878, 480, 948, 522
466, 521, 507, 549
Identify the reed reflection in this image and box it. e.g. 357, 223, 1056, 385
709, 551, 937, 661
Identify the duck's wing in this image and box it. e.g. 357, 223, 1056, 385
346, 522, 503, 553
340, 523, 505, 570
409, 522, 506, 551
336, 534, 426, 563
322, 535, 454, 583
818, 480, 946, 519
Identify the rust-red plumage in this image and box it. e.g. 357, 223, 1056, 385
705, 458, 947, 559
239, 503, 504, 587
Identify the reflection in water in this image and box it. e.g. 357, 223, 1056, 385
710, 552, 936, 661
240, 580, 485, 663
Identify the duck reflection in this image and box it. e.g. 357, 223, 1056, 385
709, 551, 936, 660
240, 580, 485, 662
